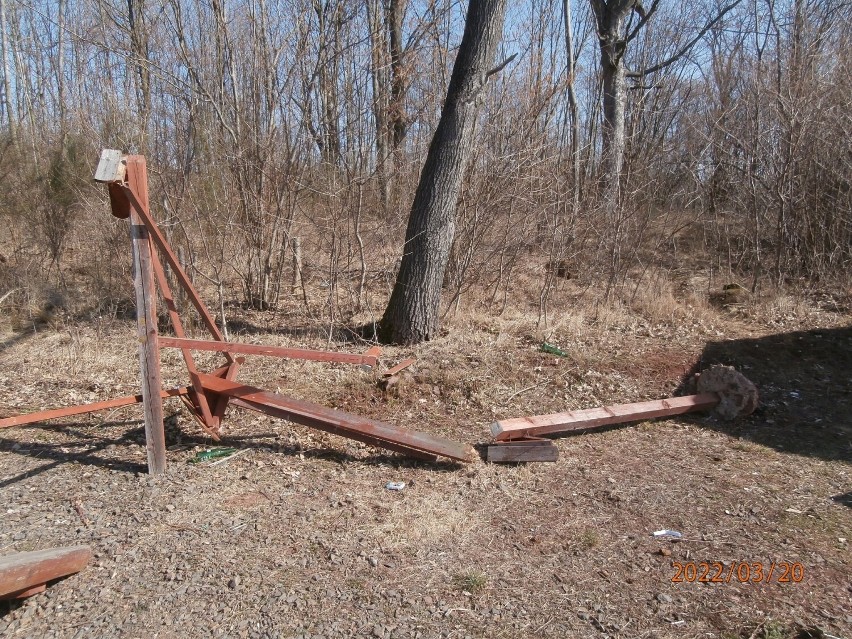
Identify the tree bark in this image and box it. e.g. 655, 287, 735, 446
387, 0, 408, 150
600, 52, 626, 213
563, 0, 580, 211
0, 0, 15, 141
127, 0, 151, 150
367, 0, 391, 209
590, 0, 629, 215
379, 0, 508, 344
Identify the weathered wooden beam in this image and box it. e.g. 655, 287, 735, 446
0, 546, 92, 600
487, 439, 559, 463
228, 397, 438, 462
159, 337, 380, 367
198, 374, 474, 462
127, 156, 166, 474
491, 393, 720, 441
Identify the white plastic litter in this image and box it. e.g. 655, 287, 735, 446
652, 529, 683, 539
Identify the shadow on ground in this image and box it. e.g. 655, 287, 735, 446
0, 415, 461, 486
0, 421, 149, 487
678, 325, 852, 463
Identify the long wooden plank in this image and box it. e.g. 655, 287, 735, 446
0, 387, 191, 429
127, 157, 166, 474
159, 337, 379, 367
384, 358, 416, 377
198, 374, 474, 462
491, 393, 720, 441
0, 546, 92, 599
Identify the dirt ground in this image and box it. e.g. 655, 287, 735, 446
0, 292, 850, 639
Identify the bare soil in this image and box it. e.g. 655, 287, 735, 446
0, 294, 850, 639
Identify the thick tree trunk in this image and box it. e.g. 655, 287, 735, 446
600, 54, 626, 213
590, 0, 627, 216
379, 0, 507, 344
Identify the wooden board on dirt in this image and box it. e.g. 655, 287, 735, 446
487, 439, 559, 463
0, 546, 92, 600
491, 394, 720, 441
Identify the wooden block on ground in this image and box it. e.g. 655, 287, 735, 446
0, 546, 92, 600
487, 439, 558, 463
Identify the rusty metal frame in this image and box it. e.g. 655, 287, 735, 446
0, 150, 474, 472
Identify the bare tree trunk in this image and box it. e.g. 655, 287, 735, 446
379, 0, 509, 344
127, 0, 151, 149
367, 0, 391, 209
563, 0, 580, 211
0, 0, 14, 141
387, 0, 408, 150
600, 53, 626, 213
589, 0, 628, 215
314, 0, 342, 166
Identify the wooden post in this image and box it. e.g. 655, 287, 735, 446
126, 156, 167, 474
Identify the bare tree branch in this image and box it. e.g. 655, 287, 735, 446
626, 0, 744, 77
485, 52, 517, 79
625, 0, 661, 44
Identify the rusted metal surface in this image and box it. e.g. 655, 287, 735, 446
210, 360, 242, 427
491, 393, 721, 441
149, 242, 219, 434
199, 374, 474, 462
107, 182, 131, 219
383, 358, 416, 377
158, 337, 380, 367
0, 546, 92, 600
0, 387, 190, 430
3, 151, 468, 470
118, 182, 232, 355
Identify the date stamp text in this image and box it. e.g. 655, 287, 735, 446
671, 561, 805, 584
